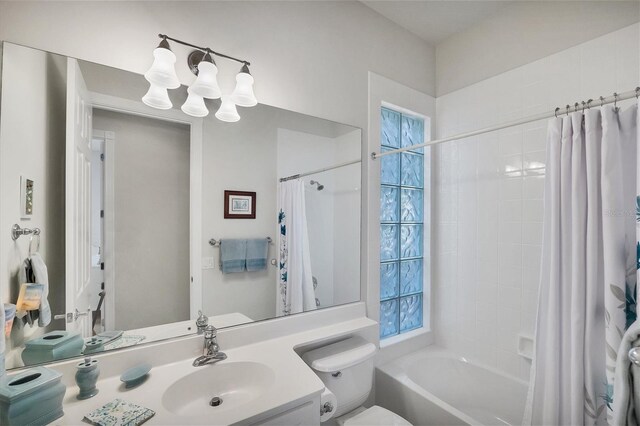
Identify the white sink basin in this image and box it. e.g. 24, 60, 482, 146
161, 361, 276, 417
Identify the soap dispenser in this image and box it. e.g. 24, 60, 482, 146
75, 357, 99, 400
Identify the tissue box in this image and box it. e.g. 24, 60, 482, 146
0, 366, 66, 425
21, 330, 83, 365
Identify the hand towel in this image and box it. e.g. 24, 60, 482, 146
30, 253, 51, 327
246, 238, 268, 271
220, 239, 247, 274
613, 318, 640, 425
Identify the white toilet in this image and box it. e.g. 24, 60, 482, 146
303, 336, 412, 425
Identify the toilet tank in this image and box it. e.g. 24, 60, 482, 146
302, 336, 377, 418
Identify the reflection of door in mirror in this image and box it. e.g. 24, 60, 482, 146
65, 58, 93, 338
92, 109, 191, 332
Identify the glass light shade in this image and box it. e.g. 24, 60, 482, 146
230, 72, 257, 107
190, 61, 222, 99
215, 96, 240, 122
181, 89, 209, 117
144, 47, 180, 89
142, 83, 172, 110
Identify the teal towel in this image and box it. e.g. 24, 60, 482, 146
246, 238, 268, 272
220, 239, 247, 274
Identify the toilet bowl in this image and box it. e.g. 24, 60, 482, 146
302, 336, 411, 425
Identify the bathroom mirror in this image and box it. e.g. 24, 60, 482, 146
0, 42, 362, 370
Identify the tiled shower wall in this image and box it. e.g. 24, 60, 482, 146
433, 23, 640, 380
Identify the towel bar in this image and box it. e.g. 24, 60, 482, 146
209, 237, 272, 247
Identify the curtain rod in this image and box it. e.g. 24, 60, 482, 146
279, 159, 361, 182
372, 87, 640, 160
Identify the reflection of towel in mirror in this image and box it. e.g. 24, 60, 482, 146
246, 239, 268, 272
220, 239, 247, 274
614, 319, 640, 425
30, 254, 51, 327
18, 254, 51, 327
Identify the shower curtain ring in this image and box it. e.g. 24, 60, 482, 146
581, 101, 586, 113
636, 87, 640, 99
613, 92, 619, 110
586, 99, 593, 109
566, 105, 570, 116
554, 107, 560, 118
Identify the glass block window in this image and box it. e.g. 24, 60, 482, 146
380, 107, 425, 339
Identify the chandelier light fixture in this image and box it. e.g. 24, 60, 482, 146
142, 34, 257, 122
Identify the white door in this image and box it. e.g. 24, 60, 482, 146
64, 58, 93, 337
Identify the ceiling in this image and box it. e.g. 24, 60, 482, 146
361, 1, 515, 45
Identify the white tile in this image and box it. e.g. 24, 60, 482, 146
499, 177, 523, 200
523, 125, 546, 153
522, 222, 543, 245
500, 199, 523, 222
523, 176, 545, 199
522, 244, 542, 272
476, 302, 497, 324
498, 221, 522, 244
498, 128, 523, 156
523, 199, 544, 222
498, 285, 522, 308
499, 266, 523, 289
499, 243, 523, 269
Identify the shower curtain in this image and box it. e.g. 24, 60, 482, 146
277, 179, 317, 316
525, 102, 638, 425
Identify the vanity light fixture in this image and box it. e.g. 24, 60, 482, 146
142, 34, 257, 122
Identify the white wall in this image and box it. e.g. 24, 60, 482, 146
433, 23, 640, 380
0, 1, 437, 316
0, 43, 67, 363
435, 1, 640, 95
93, 109, 191, 331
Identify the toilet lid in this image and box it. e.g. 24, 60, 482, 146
342, 406, 412, 426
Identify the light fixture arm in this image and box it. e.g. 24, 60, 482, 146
158, 34, 250, 66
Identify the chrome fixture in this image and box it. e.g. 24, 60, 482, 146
208, 236, 272, 247
11, 224, 40, 241
195, 310, 208, 334
193, 325, 227, 367
142, 34, 257, 121
310, 180, 324, 191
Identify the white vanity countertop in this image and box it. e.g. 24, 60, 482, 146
51, 315, 377, 425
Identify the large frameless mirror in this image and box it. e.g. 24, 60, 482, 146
0, 41, 362, 370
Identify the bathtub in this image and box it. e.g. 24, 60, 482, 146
375, 346, 528, 426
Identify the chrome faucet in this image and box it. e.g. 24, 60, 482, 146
195, 310, 209, 334
193, 325, 227, 367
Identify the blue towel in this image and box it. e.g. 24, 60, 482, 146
220, 239, 247, 274
246, 238, 268, 272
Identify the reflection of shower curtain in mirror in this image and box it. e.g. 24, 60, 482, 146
277, 180, 317, 316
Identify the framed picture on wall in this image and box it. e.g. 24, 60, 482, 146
224, 190, 256, 219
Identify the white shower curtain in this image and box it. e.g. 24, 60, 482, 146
277, 179, 317, 316
525, 101, 638, 425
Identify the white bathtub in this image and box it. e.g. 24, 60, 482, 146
375, 346, 528, 426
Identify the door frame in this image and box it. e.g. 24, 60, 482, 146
88, 92, 204, 321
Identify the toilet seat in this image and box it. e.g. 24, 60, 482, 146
336, 405, 412, 426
